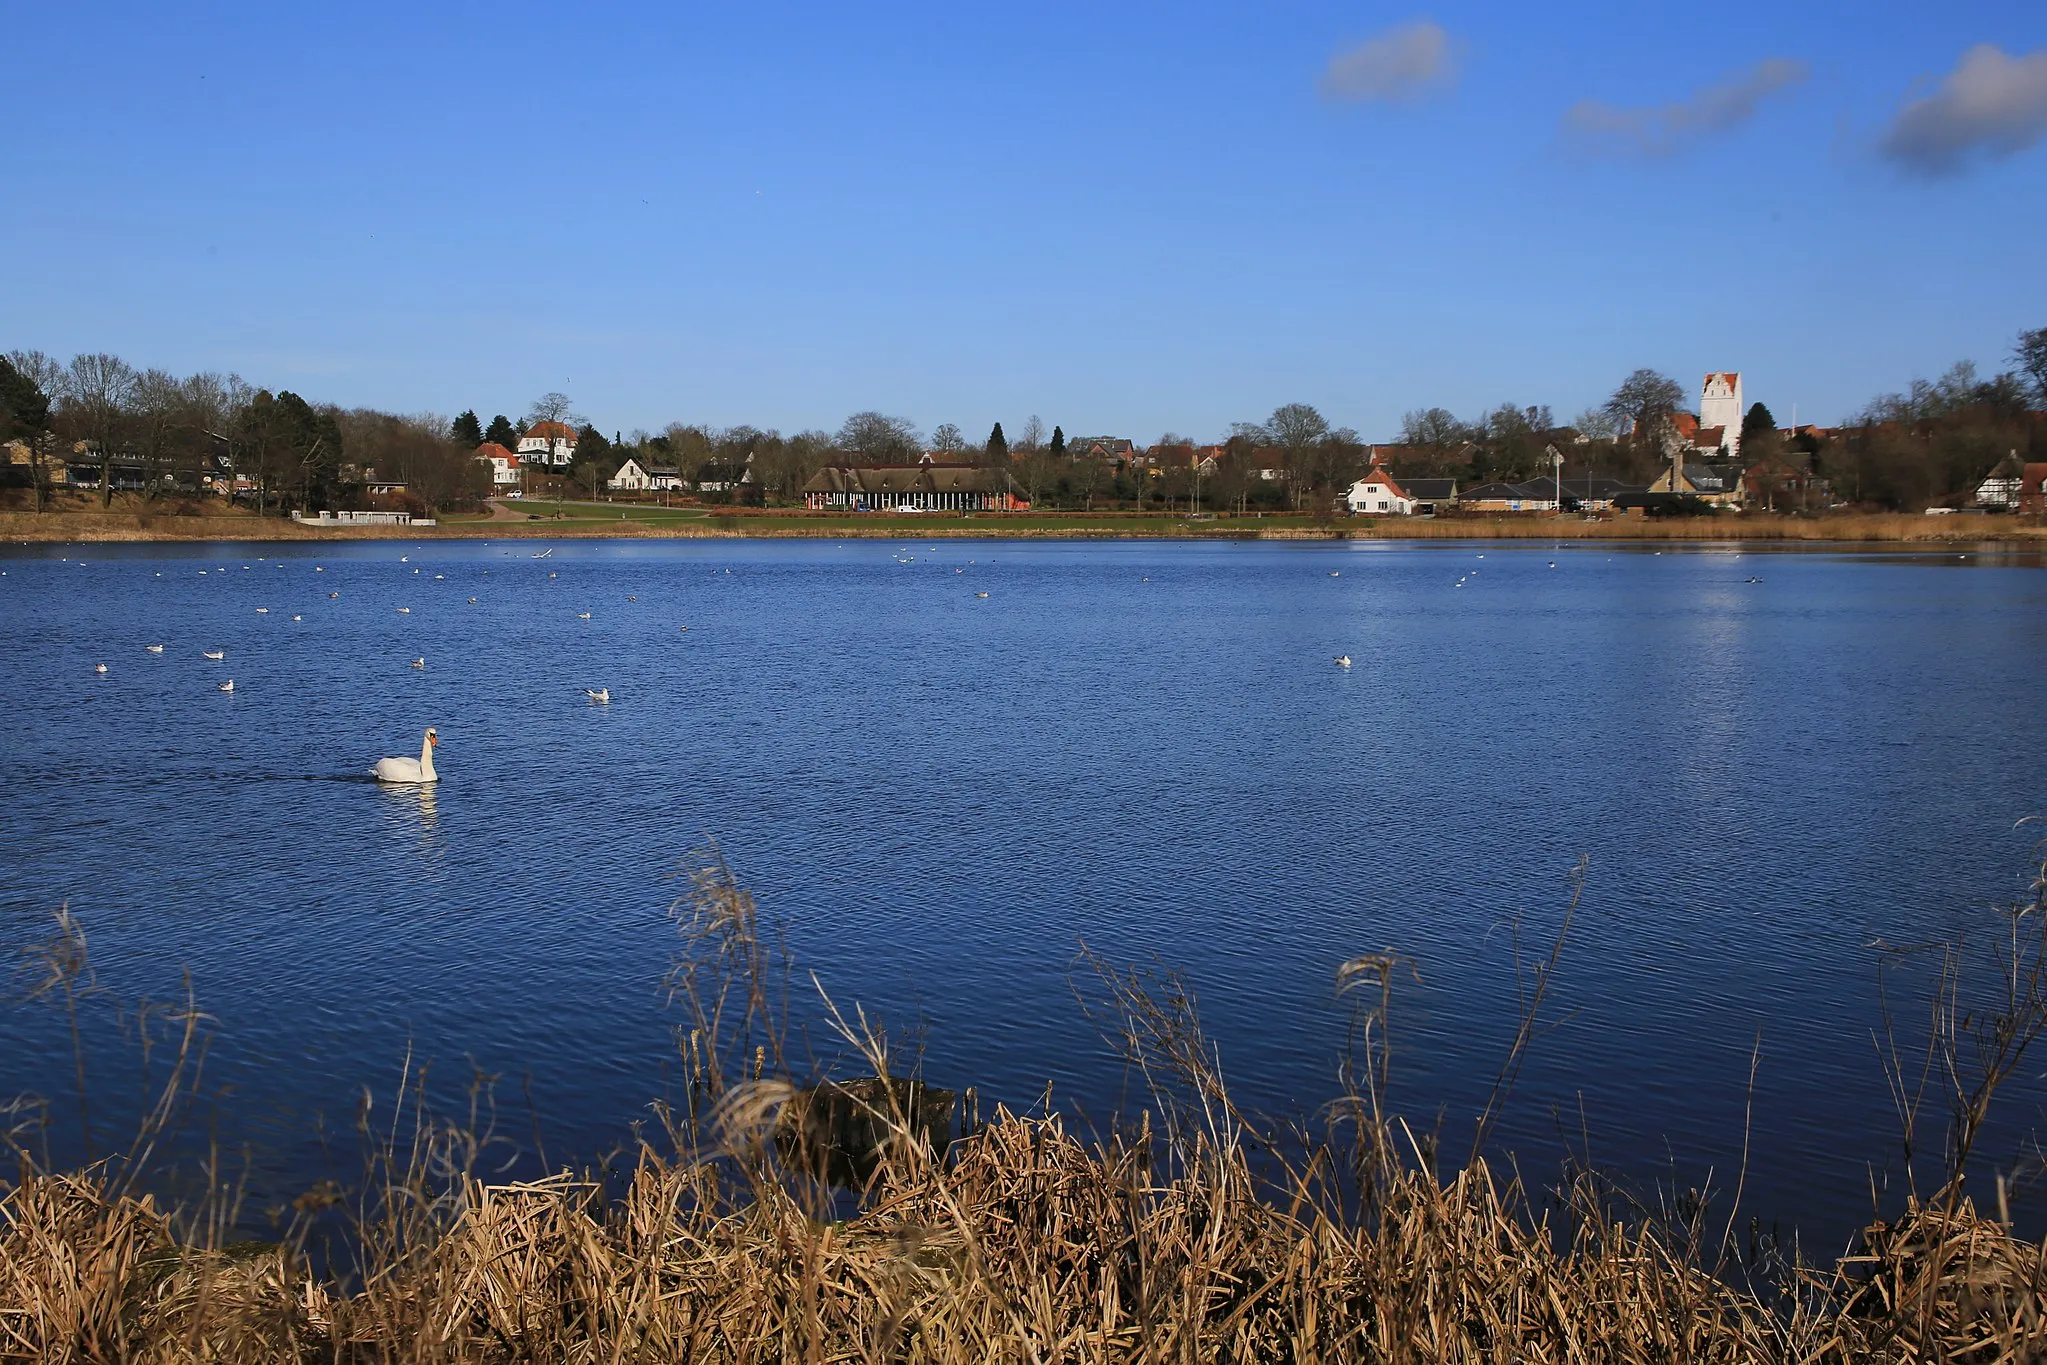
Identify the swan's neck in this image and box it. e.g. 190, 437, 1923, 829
420, 735, 437, 780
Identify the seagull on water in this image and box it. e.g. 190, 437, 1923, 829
329, 591, 340, 598
411, 657, 425, 669
256, 607, 269, 613
397, 607, 411, 614
94, 663, 108, 674
577, 611, 591, 619
203, 649, 226, 661
218, 679, 235, 692
974, 591, 989, 598
586, 688, 611, 703
468, 597, 477, 604
1334, 656, 1352, 668
146, 644, 164, 654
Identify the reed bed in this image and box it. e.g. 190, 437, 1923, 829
6, 852, 2047, 1361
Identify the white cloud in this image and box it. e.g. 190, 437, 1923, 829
1562, 58, 1808, 156
1879, 45, 2047, 176
1320, 20, 1459, 104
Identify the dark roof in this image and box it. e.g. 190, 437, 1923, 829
1462, 480, 1557, 501
1402, 477, 1458, 500
802, 465, 1005, 495
1068, 437, 1133, 458
1557, 476, 1642, 498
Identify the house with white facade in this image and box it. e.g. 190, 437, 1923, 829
475, 442, 522, 488
1345, 467, 1414, 515
608, 457, 683, 492
517, 420, 578, 467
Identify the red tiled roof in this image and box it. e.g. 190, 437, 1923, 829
1694, 425, 1727, 447
524, 420, 577, 440
1357, 469, 1409, 499
1669, 412, 1700, 438
476, 442, 517, 462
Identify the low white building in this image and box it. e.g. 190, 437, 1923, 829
475, 442, 521, 488
609, 457, 683, 492
1345, 467, 1414, 515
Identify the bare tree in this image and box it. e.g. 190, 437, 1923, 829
527, 391, 575, 426
1571, 406, 1621, 440
1399, 407, 1466, 447
836, 412, 921, 462
1265, 402, 1331, 510
1601, 369, 1685, 445
931, 423, 964, 455
62, 354, 140, 508
1017, 415, 1045, 453
129, 370, 186, 501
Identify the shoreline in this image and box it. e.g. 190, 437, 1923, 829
4, 508, 2045, 546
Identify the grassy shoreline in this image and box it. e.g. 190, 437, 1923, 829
5, 504, 2046, 545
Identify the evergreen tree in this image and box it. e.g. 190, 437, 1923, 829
0, 355, 52, 438
985, 421, 1009, 466
1741, 402, 1777, 444
1049, 425, 1066, 459
484, 414, 518, 448
451, 409, 483, 446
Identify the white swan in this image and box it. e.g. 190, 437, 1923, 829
218, 679, 235, 692
586, 688, 611, 703
146, 644, 164, 653
374, 727, 439, 783
203, 649, 225, 661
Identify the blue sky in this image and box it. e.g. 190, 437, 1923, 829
8, 1, 2045, 441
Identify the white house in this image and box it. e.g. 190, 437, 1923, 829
1345, 467, 1414, 515
517, 420, 578, 467
608, 457, 683, 492
475, 442, 521, 488
1700, 372, 1744, 458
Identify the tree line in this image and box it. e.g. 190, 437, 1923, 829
0, 350, 488, 515
5, 328, 2043, 517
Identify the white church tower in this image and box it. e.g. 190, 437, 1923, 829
1700, 372, 1743, 457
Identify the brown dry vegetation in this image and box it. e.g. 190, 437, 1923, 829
5, 854, 2047, 1362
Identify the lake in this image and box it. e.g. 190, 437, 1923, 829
3, 536, 2045, 1244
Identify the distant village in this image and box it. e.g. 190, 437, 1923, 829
4, 337, 2045, 520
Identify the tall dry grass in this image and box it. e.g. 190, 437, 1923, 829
5, 848, 2047, 1361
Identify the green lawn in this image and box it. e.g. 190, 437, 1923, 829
496, 500, 1338, 534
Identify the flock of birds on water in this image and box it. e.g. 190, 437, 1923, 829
42, 539, 1866, 782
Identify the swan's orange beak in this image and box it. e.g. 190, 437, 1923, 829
428, 733, 438, 746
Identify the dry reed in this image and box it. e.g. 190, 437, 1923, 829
5, 846, 2047, 1362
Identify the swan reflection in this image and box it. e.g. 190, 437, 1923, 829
379, 779, 443, 861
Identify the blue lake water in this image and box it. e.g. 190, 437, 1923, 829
3, 536, 2045, 1244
